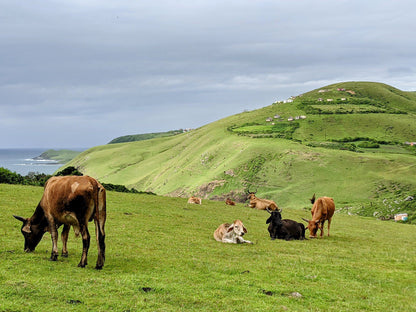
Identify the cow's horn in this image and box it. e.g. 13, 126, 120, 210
13, 215, 26, 223
266, 208, 272, 214
310, 193, 316, 204
279, 208, 282, 213
301, 218, 310, 223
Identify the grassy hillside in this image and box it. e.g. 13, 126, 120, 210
64, 82, 416, 218
1, 184, 415, 311
35, 149, 82, 164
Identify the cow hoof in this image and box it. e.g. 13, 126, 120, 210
95, 265, 103, 270
78, 263, 86, 268
62, 252, 68, 258
49, 255, 58, 261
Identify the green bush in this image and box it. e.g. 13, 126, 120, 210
357, 141, 380, 148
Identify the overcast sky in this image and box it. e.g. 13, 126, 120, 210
1, 0, 415, 149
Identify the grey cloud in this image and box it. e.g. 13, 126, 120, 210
1, 0, 415, 148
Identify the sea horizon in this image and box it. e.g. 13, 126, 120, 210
0, 148, 85, 176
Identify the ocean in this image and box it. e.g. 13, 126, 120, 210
0, 148, 64, 176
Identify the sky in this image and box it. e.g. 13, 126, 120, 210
1, 0, 415, 149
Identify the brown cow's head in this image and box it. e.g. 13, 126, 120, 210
247, 192, 256, 200
302, 218, 319, 238
14, 215, 48, 252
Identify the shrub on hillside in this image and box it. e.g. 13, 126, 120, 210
0, 167, 51, 186
357, 141, 380, 148
55, 166, 83, 176
0, 167, 25, 184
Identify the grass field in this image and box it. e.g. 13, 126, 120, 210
1, 183, 415, 311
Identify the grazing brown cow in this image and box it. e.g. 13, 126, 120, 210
14, 175, 106, 269
247, 192, 278, 211
187, 196, 202, 204
225, 198, 236, 206
302, 194, 335, 238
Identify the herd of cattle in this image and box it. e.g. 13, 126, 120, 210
213, 192, 335, 244
13, 175, 335, 269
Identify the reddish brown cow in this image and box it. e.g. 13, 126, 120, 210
302, 194, 335, 238
247, 192, 278, 211
14, 176, 106, 269
225, 198, 236, 206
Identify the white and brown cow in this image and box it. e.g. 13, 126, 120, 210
187, 196, 202, 204
214, 219, 253, 244
14, 175, 106, 269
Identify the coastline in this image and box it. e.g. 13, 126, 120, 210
0, 148, 83, 176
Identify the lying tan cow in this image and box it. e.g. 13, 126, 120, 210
247, 192, 278, 211
302, 194, 335, 238
187, 196, 202, 204
214, 219, 253, 244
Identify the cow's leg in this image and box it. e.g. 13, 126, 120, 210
61, 224, 70, 257
48, 219, 59, 261
222, 238, 236, 243
285, 234, 294, 241
78, 223, 90, 268
320, 221, 325, 237
94, 219, 106, 270
327, 218, 332, 236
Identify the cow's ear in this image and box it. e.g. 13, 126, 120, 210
226, 225, 234, 233
243, 226, 247, 233
22, 223, 31, 234
266, 217, 271, 224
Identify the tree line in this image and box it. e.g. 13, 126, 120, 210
0, 166, 154, 195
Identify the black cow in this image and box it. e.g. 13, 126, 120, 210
266, 209, 306, 240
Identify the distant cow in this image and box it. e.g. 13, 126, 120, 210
302, 194, 335, 238
225, 198, 236, 206
14, 176, 106, 269
214, 219, 253, 244
187, 196, 202, 204
266, 209, 306, 240
247, 192, 278, 211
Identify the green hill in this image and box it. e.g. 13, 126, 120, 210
35, 149, 82, 164
63, 82, 416, 219
108, 129, 185, 144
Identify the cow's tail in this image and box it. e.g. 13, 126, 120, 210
94, 180, 106, 269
